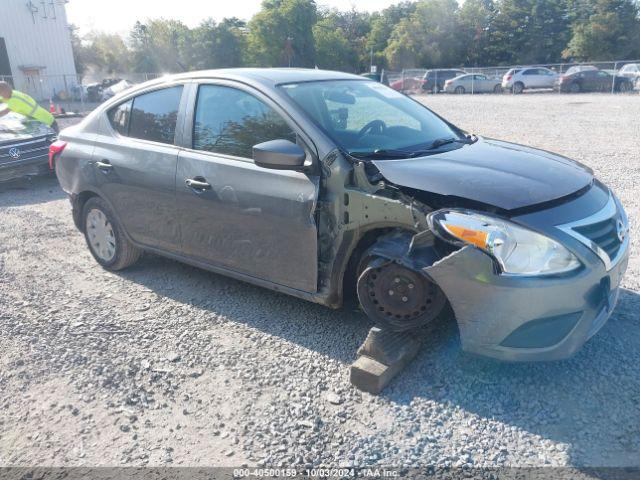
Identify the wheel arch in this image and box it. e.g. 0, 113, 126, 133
72, 188, 123, 234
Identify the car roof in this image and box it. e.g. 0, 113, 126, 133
156, 68, 365, 88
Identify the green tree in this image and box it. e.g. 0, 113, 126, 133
458, 0, 495, 66
384, 0, 463, 69
130, 21, 157, 73
313, 15, 358, 71
483, 0, 570, 65
563, 0, 640, 60
191, 18, 247, 69
247, 0, 318, 67
80, 31, 131, 73
142, 19, 193, 71
69, 25, 87, 75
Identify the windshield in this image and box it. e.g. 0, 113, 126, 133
279, 80, 463, 157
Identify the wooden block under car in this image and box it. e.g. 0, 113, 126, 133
350, 327, 422, 394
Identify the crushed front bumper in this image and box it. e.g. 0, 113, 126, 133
426, 243, 629, 361
425, 188, 630, 362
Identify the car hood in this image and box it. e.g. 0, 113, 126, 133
372, 137, 594, 211
0, 113, 54, 145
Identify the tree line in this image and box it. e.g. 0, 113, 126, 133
72, 0, 640, 76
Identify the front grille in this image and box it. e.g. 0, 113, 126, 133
558, 191, 628, 270
573, 217, 622, 261
0, 137, 50, 165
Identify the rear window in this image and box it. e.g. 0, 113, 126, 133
128, 86, 183, 145
107, 99, 132, 136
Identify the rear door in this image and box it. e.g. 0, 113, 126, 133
538, 68, 557, 87
521, 68, 542, 88
175, 82, 319, 292
91, 84, 186, 252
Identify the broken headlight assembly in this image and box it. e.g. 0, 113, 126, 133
428, 210, 581, 276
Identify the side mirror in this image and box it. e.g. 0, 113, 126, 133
253, 139, 306, 170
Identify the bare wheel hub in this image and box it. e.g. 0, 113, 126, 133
357, 258, 446, 331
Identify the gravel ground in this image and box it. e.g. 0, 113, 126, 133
0, 95, 639, 468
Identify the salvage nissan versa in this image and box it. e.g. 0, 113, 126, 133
52, 69, 630, 361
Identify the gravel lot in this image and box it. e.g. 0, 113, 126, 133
1, 95, 639, 469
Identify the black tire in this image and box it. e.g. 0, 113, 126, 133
512, 82, 524, 94
493, 84, 503, 93
455, 86, 465, 94
356, 254, 447, 332
82, 196, 141, 271
569, 82, 580, 93
619, 81, 631, 93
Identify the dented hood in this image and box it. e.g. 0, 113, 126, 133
372, 137, 594, 211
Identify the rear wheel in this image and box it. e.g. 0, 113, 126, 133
619, 80, 631, 93
356, 255, 446, 332
82, 197, 141, 271
512, 82, 524, 94
569, 82, 581, 93
455, 86, 465, 94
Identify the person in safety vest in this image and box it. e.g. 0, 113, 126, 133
0, 81, 58, 133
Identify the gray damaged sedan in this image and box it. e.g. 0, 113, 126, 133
52, 69, 630, 361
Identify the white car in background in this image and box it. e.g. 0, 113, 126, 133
618, 63, 640, 87
502, 67, 558, 93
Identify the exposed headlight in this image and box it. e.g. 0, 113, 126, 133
428, 210, 581, 276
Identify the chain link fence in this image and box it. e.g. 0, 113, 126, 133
382, 60, 640, 95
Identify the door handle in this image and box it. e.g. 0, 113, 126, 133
185, 177, 211, 191
95, 159, 113, 172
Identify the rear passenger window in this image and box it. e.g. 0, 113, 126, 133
192, 85, 296, 159
107, 99, 132, 136
128, 86, 183, 144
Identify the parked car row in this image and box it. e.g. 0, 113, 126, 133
392, 64, 640, 94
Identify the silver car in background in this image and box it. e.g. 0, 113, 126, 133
443, 73, 502, 94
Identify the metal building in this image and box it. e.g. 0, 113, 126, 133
0, 0, 77, 101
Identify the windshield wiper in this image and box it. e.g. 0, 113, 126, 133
348, 135, 476, 160
348, 148, 416, 159
427, 136, 474, 150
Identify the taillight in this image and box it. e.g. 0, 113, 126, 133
445, 79, 452, 85
506, 75, 512, 81
49, 140, 67, 170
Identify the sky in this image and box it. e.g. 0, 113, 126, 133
66, 0, 399, 35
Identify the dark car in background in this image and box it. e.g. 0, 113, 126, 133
421, 69, 466, 92
556, 69, 634, 93
0, 113, 57, 182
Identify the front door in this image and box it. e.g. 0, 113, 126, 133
91, 85, 185, 251
176, 83, 319, 292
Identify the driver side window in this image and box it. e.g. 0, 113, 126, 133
193, 85, 297, 159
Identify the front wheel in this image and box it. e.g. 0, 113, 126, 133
493, 84, 503, 93
356, 255, 446, 332
82, 197, 141, 271
569, 82, 581, 93
619, 81, 631, 93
